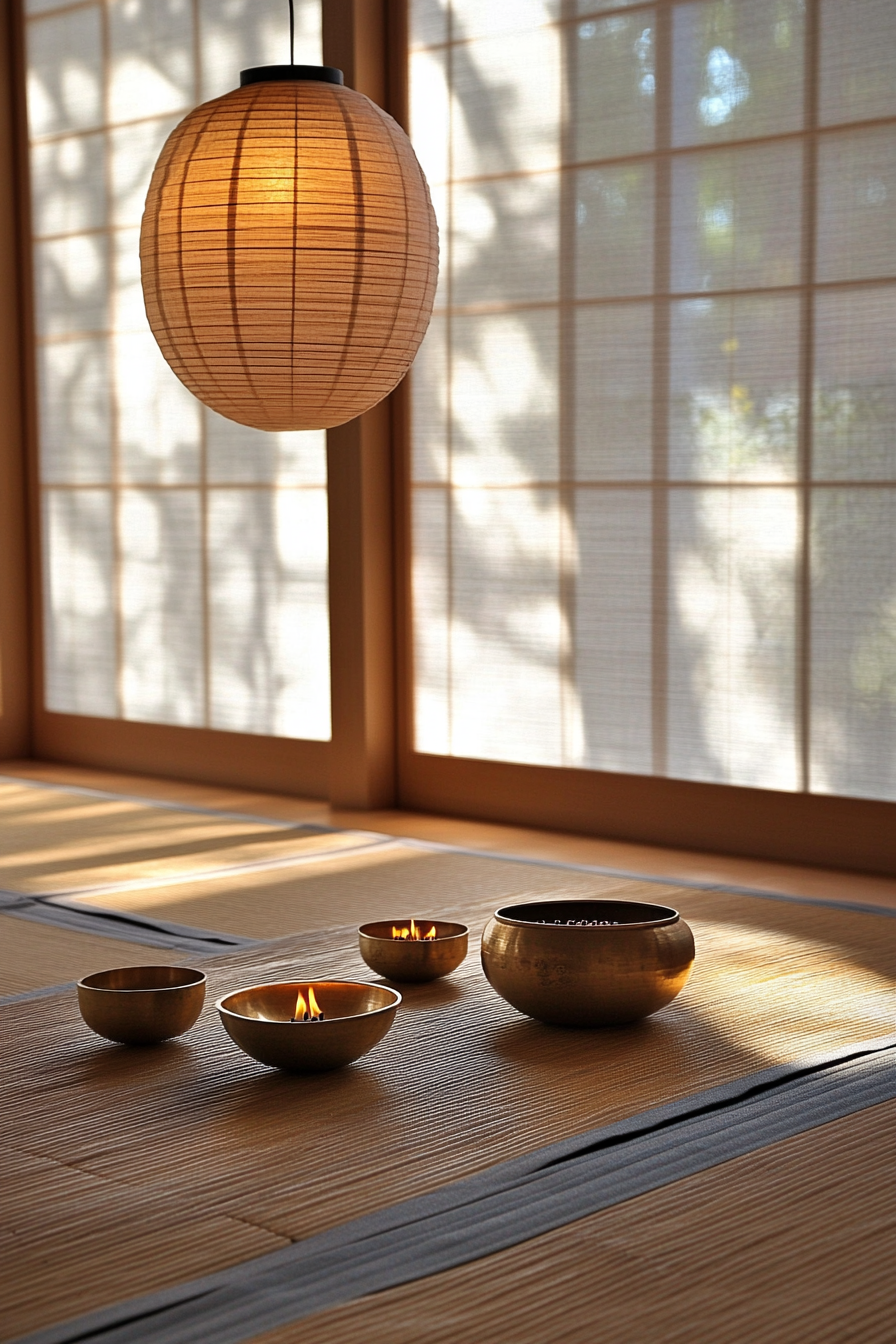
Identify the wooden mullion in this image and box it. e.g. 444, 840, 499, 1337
2, 0, 37, 759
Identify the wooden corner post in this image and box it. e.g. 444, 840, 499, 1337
323, 0, 396, 809
0, 1, 31, 759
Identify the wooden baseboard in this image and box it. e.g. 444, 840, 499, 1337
399, 752, 896, 877
34, 712, 329, 800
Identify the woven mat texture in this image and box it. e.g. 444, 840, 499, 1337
0, 914, 193, 999
1, 882, 893, 1340
250, 1098, 896, 1344
0, 779, 368, 895
68, 845, 688, 938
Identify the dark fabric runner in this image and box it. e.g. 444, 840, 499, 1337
14, 1035, 896, 1344
0, 892, 259, 957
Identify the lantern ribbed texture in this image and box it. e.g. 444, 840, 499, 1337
140, 78, 438, 431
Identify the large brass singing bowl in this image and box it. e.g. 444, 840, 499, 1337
217, 980, 401, 1072
481, 900, 695, 1026
77, 966, 206, 1044
358, 920, 469, 982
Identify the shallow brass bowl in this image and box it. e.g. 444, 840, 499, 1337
77, 966, 206, 1045
481, 900, 695, 1027
217, 980, 401, 1072
358, 920, 469, 982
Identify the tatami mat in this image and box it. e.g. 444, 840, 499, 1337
2, 883, 894, 1340
65, 844, 687, 938
0, 913, 194, 1000
0, 777, 373, 896
1, 775, 894, 1341
251, 1098, 896, 1344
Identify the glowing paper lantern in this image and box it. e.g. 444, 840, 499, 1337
140, 66, 438, 431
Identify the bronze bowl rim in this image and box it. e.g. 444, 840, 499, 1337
358, 919, 469, 944
216, 979, 403, 1023
78, 966, 207, 993
492, 899, 681, 930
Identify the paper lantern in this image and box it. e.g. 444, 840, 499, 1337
140, 66, 438, 431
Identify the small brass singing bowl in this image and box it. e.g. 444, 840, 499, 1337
217, 980, 402, 1072
481, 900, 695, 1027
358, 920, 469, 982
77, 966, 206, 1045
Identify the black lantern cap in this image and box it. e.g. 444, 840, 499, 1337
240, 65, 344, 86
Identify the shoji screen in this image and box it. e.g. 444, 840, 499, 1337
25, 0, 330, 741
409, 0, 896, 802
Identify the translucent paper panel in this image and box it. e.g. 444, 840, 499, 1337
110, 116, 180, 227
34, 234, 109, 339
27, 0, 80, 12
814, 288, 896, 482
412, 488, 451, 755
811, 489, 896, 800
408, 0, 896, 805
672, 0, 804, 147
43, 490, 116, 717
671, 142, 802, 292
120, 490, 203, 726
108, 0, 194, 123
451, 27, 562, 179
819, 0, 896, 127
572, 11, 655, 163
575, 303, 653, 481
816, 128, 896, 284
409, 46, 450, 187
449, 487, 564, 765
411, 315, 449, 484
38, 340, 112, 484
28, 0, 330, 742
670, 295, 800, 481
575, 490, 652, 773
206, 417, 326, 486
26, 6, 103, 137
669, 487, 799, 788
115, 332, 202, 483
30, 134, 105, 239
208, 490, 330, 740
199, 0, 321, 101
575, 164, 655, 298
452, 175, 559, 308
450, 311, 558, 485
451, 2, 560, 42
576, 0, 650, 10
410, 0, 448, 51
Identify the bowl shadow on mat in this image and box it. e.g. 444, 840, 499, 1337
485, 997, 780, 1090
213, 1062, 388, 1132
48, 1036, 196, 1089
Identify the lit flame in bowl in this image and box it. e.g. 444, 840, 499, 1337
391, 918, 437, 942
291, 985, 324, 1021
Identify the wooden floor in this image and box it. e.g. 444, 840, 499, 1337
4, 759, 896, 913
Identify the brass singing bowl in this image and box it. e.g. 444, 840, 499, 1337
358, 920, 469, 982
217, 980, 402, 1072
77, 966, 206, 1045
481, 900, 695, 1027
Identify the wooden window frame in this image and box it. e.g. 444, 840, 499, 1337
1, 0, 895, 874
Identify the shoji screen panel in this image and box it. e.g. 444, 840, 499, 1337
408, 0, 896, 804
24, 0, 331, 743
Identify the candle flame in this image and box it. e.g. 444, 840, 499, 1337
292, 986, 323, 1021
391, 919, 438, 941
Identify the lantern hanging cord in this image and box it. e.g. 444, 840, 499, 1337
288, 0, 295, 65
